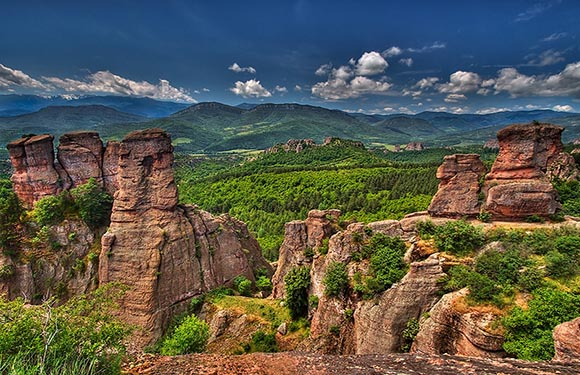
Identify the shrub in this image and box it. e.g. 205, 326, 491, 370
502, 287, 580, 360
0, 179, 21, 252
159, 314, 210, 355
545, 250, 578, 278
434, 220, 484, 256
284, 266, 311, 319
70, 178, 113, 229
366, 234, 408, 294
475, 248, 526, 286
467, 272, 500, 303
478, 210, 491, 223
0, 284, 130, 375
323, 261, 348, 297
243, 330, 278, 353
525, 214, 545, 223
441, 265, 472, 293
308, 295, 319, 308
401, 317, 420, 352
256, 276, 273, 294
32, 194, 66, 226
554, 235, 580, 259
233, 275, 252, 297
416, 220, 436, 239
517, 265, 544, 292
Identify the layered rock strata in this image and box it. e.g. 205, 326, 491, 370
553, 317, 580, 361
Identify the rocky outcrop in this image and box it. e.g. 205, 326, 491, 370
429, 123, 578, 220
354, 254, 446, 354
427, 154, 486, 218
405, 142, 425, 151
483, 139, 499, 149
271, 209, 340, 299
553, 317, 580, 361
98, 129, 272, 345
7, 132, 120, 207
57, 131, 104, 188
411, 289, 505, 358
7, 135, 68, 208
266, 139, 315, 153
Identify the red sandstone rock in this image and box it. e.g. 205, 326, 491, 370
102, 140, 120, 194
57, 131, 104, 188
428, 154, 486, 218
547, 152, 579, 181
7, 134, 67, 208
553, 317, 580, 361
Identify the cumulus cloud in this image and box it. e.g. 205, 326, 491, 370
408, 41, 446, 53
437, 71, 482, 94
399, 58, 413, 67
475, 107, 510, 115
315, 63, 332, 76
382, 46, 403, 58
274, 85, 288, 94
494, 62, 580, 98
0, 64, 49, 90
311, 76, 391, 100
525, 49, 566, 67
355, 52, 388, 76
43, 71, 196, 103
553, 104, 574, 112
542, 32, 567, 42
415, 77, 439, 89
230, 79, 272, 98
228, 62, 256, 74
444, 93, 467, 102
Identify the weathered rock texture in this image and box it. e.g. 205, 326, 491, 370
427, 154, 486, 218
553, 317, 580, 362
429, 123, 578, 220
411, 289, 506, 358
7, 131, 120, 208
7, 135, 67, 208
98, 129, 272, 344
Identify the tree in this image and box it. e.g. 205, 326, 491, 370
70, 178, 113, 229
284, 266, 311, 319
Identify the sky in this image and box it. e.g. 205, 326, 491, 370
1, 0, 580, 114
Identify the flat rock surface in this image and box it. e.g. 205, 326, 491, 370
123, 352, 580, 375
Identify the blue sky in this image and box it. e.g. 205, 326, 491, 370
1, 0, 580, 114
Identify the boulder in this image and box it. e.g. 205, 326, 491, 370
411, 289, 506, 358
547, 152, 579, 182
485, 181, 561, 219
428, 154, 486, 218
553, 317, 580, 362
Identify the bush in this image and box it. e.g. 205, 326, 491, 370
441, 265, 472, 293
0, 179, 21, 252
70, 178, 113, 229
233, 275, 253, 297
545, 250, 578, 278
243, 330, 278, 353
416, 220, 436, 239
401, 317, 420, 352
366, 234, 408, 294
284, 266, 311, 319
0, 284, 130, 375
323, 261, 348, 297
256, 276, 273, 294
475, 248, 526, 286
159, 314, 210, 355
467, 272, 500, 303
32, 194, 66, 226
502, 287, 580, 360
434, 220, 484, 256
517, 265, 544, 292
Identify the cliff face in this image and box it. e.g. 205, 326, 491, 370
5, 129, 272, 346
98, 129, 271, 344
429, 123, 577, 220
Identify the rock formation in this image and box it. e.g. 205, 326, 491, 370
98, 129, 272, 344
553, 317, 580, 361
405, 142, 425, 151
429, 123, 578, 220
483, 139, 499, 149
427, 154, 486, 218
7, 131, 120, 207
7, 134, 67, 208
411, 289, 506, 358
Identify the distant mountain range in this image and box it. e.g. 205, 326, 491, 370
1, 95, 579, 153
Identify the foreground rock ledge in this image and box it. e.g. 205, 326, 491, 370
125, 352, 580, 375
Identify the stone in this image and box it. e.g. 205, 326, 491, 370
411, 289, 506, 358
277, 322, 288, 336
7, 134, 67, 208
57, 131, 104, 188
428, 154, 486, 218
102, 140, 120, 194
485, 181, 560, 219
547, 152, 579, 182
553, 317, 580, 362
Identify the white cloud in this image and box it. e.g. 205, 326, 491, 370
515, 0, 561, 22
332, 65, 354, 80
382, 46, 403, 58
383, 107, 396, 112
355, 51, 388, 76
202, 88, 210, 92
399, 58, 413, 67
228, 62, 256, 74
494, 62, 580, 98
415, 77, 439, 89
408, 41, 446, 53
0, 64, 50, 90
525, 49, 566, 67
311, 76, 391, 100
315, 63, 332, 76
43, 71, 196, 103
475, 107, 510, 115
542, 32, 567, 42
553, 104, 574, 112
437, 71, 482, 94
294, 84, 302, 91
444, 93, 467, 102
274, 85, 288, 94
230, 79, 272, 98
